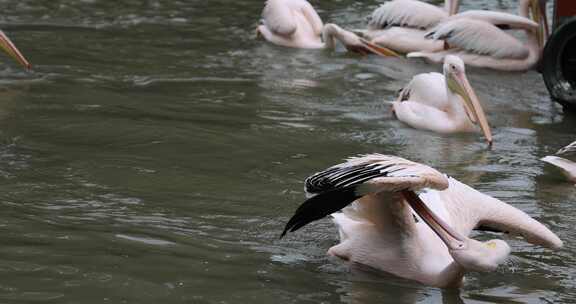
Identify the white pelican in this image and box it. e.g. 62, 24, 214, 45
392, 55, 493, 145
257, 0, 399, 56
541, 141, 576, 183
408, 0, 548, 71
281, 154, 562, 288
359, 0, 460, 54
0, 30, 31, 69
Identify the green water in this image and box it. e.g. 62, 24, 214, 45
0, 0, 574, 303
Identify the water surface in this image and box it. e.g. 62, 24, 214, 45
0, 0, 575, 303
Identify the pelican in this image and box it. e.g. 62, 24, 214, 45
0, 30, 30, 69
392, 55, 492, 145
281, 154, 562, 288
408, 0, 548, 71
541, 141, 576, 183
359, 0, 460, 54
257, 0, 399, 56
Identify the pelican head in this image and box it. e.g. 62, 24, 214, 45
322, 23, 400, 57
444, 55, 492, 145
449, 239, 511, 272
0, 30, 31, 69
402, 191, 510, 273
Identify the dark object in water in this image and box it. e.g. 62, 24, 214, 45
542, 2, 576, 111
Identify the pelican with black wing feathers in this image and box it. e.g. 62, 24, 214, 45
392, 55, 493, 145
282, 154, 562, 288
257, 0, 399, 56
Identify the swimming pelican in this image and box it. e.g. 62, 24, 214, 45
257, 0, 399, 56
0, 30, 31, 69
359, 0, 460, 54
282, 154, 562, 288
541, 141, 576, 183
408, 0, 548, 71
392, 55, 492, 145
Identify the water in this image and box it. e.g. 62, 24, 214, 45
0, 0, 574, 303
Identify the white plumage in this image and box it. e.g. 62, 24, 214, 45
283, 154, 563, 287
360, 0, 457, 54
369, 0, 449, 30
397, 72, 448, 110
257, 0, 400, 56
408, 0, 547, 71
451, 10, 539, 30
542, 141, 576, 183
258, 0, 324, 48
393, 55, 493, 144
426, 18, 529, 59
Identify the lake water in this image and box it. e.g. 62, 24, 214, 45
0, 0, 575, 303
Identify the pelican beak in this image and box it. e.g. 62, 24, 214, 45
448, 0, 460, 16
255, 27, 263, 39
530, 0, 549, 49
448, 71, 493, 146
359, 38, 401, 57
402, 191, 467, 251
0, 30, 31, 69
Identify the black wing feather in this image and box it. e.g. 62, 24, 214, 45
283, 162, 393, 237
281, 186, 361, 237
305, 163, 391, 195
474, 225, 508, 234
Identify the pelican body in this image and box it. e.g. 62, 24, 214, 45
282, 154, 562, 288
408, 0, 548, 71
257, 0, 399, 56
360, 0, 460, 54
542, 141, 576, 183
392, 55, 493, 145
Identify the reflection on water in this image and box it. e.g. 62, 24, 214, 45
0, 0, 574, 303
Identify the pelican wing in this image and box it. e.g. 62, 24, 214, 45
262, 0, 298, 36
452, 10, 538, 31
557, 140, 576, 155
549, 141, 576, 180
369, 0, 447, 30
282, 154, 448, 236
298, 0, 323, 35
434, 178, 563, 249
400, 72, 448, 110
426, 19, 529, 59
541, 156, 576, 182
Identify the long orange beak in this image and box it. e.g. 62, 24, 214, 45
448, 72, 493, 146
402, 191, 467, 251
0, 30, 31, 69
530, 0, 549, 49
359, 38, 401, 57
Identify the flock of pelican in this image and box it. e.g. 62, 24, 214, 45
0, 0, 570, 291
258, 0, 570, 288
259, 0, 548, 71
